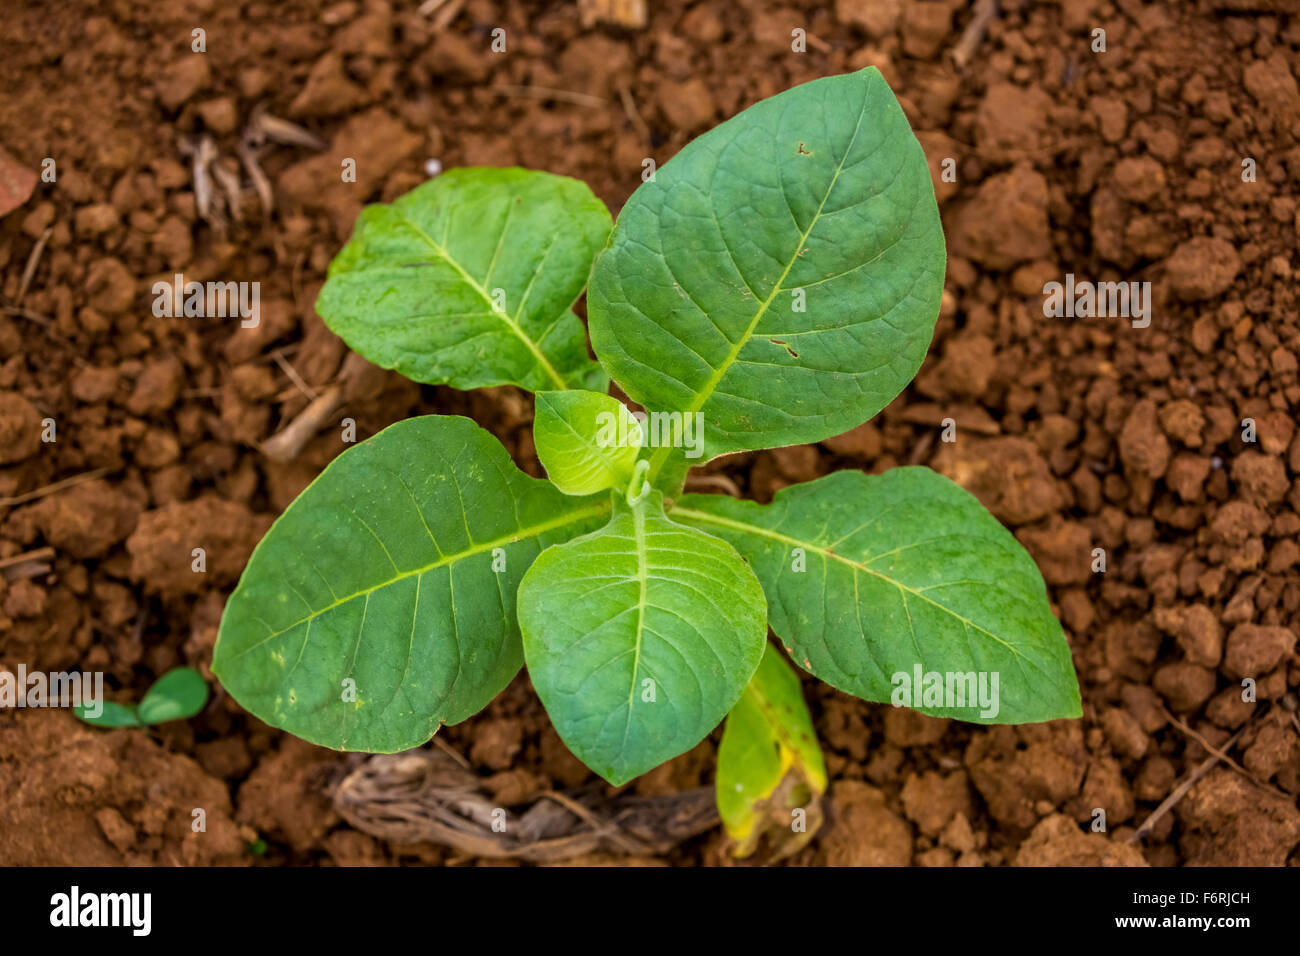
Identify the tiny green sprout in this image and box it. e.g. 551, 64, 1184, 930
74, 667, 210, 729
212, 69, 1081, 851
533, 390, 642, 495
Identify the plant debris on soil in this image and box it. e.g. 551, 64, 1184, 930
333, 749, 719, 863
1, 0, 1299, 866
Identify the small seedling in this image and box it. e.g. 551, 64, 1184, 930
74, 667, 210, 728
213, 69, 1080, 853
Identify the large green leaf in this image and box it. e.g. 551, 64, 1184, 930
318, 167, 611, 393
533, 390, 642, 496
518, 490, 767, 785
588, 67, 945, 480
673, 469, 1081, 723
717, 642, 827, 858
213, 416, 609, 752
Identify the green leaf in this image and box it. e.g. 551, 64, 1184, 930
74, 701, 142, 728
213, 415, 610, 752
674, 468, 1081, 724
534, 390, 642, 496
518, 490, 767, 785
318, 167, 612, 393
137, 667, 210, 725
588, 67, 945, 479
717, 641, 827, 858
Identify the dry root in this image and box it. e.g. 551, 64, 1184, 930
332, 749, 719, 862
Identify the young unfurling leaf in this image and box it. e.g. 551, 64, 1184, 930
533, 390, 642, 496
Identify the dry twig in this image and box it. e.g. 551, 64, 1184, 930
951, 0, 999, 70
683, 473, 743, 497
0, 467, 110, 508
617, 84, 652, 144
424, 0, 467, 31
237, 140, 274, 217
247, 107, 327, 151
1127, 721, 1253, 844
261, 385, 343, 463
908, 430, 936, 465
271, 348, 318, 401
183, 133, 221, 227
16, 226, 52, 306
492, 85, 607, 108
0, 546, 54, 571
210, 159, 245, 223
1161, 706, 1289, 800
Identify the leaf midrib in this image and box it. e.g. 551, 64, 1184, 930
625, 501, 649, 714
223, 502, 610, 662
646, 94, 870, 482
396, 208, 570, 390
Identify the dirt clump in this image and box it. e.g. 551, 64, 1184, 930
236, 737, 343, 850
0, 711, 251, 865
965, 723, 1086, 829
1221, 624, 1295, 680
0, 391, 42, 464
1175, 769, 1300, 866
1164, 237, 1243, 301
125, 497, 272, 596
949, 164, 1053, 269
20, 479, 143, 559
1014, 814, 1147, 867
821, 781, 912, 866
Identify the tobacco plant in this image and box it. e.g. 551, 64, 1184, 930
75, 667, 209, 729
213, 69, 1081, 851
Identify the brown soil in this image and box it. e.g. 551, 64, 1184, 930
2, 0, 1299, 866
